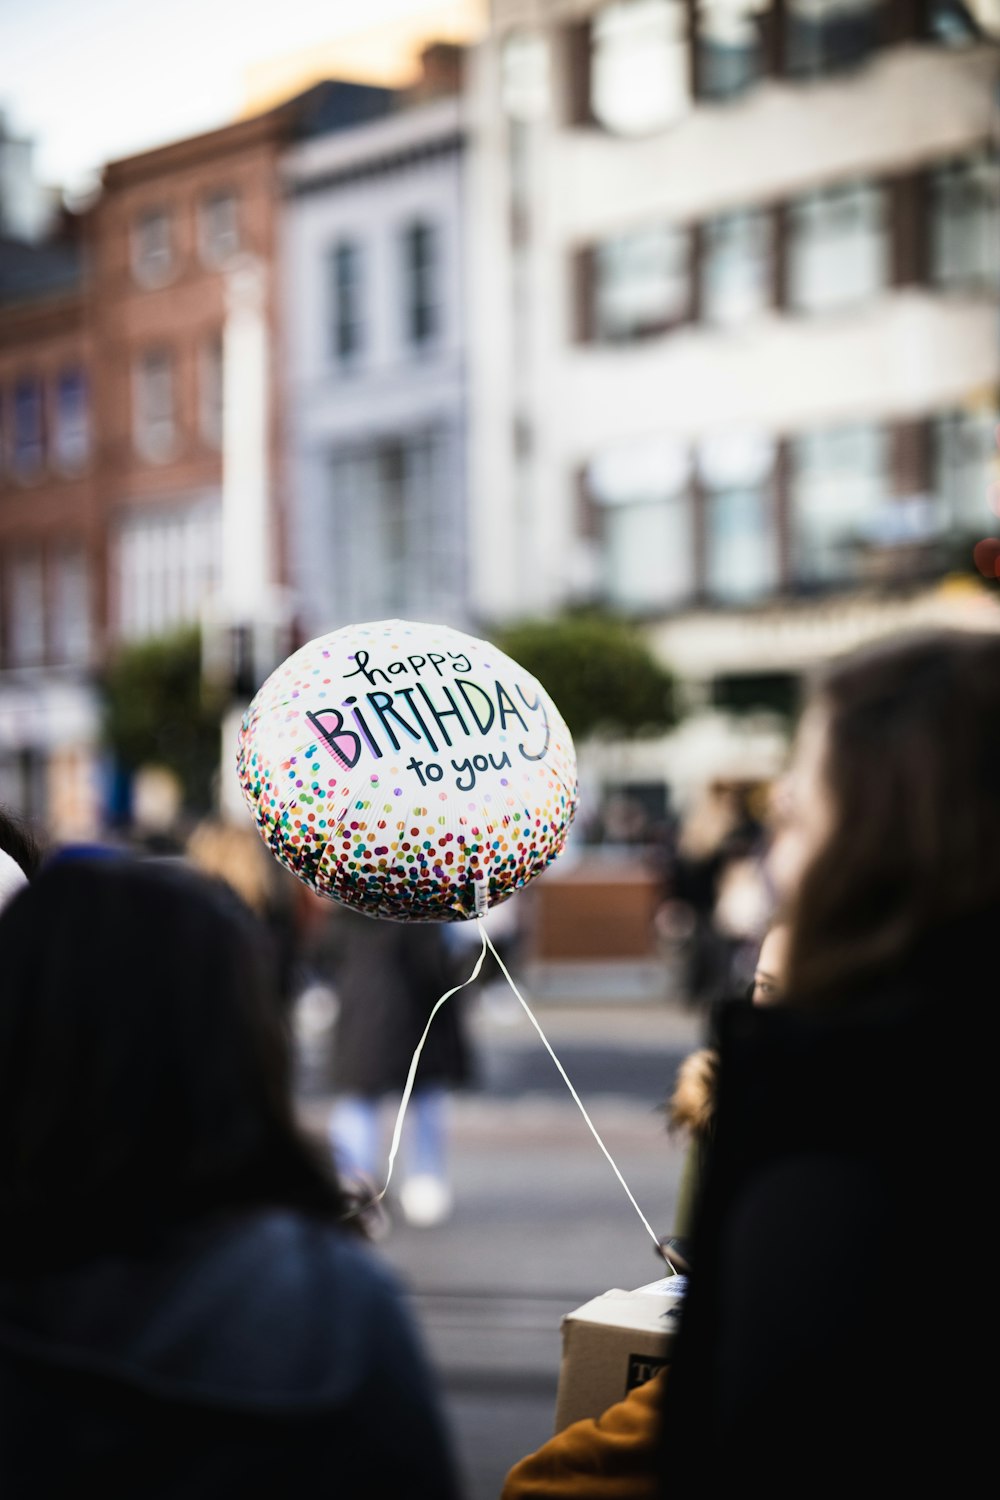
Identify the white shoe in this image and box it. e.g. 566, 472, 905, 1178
399, 1174, 453, 1228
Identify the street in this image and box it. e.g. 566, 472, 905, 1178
297, 983, 705, 1500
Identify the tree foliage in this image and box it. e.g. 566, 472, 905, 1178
102, 627, 228, 814
494, 611, 677, 740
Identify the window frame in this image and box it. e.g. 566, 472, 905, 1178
783, 0, 886, 81
696, 0, 767, 102
927, 150, 1000, 295
198, 189, 241, 268
7, 549, 46, 667
789, 422, 890, 589
401, 219, 441, 351
329, 239, 365, 367
592, 221, 692, 342
786, 177, 889, 314
10, 374, 45, 481
199, 333, 224, 449
131, 206, 175, 289
52, 366, 91, 473
132, 347, 177, 463
699, 431, 778, 605
590, 0, 692, 137
701, 205, 774, 326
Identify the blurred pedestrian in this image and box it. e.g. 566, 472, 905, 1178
315, 902, 475, 1228
657, 627, 1000, 1492
185, 814, 301, 1009
0, 853, 462, 1500
667, 780, 767, 1008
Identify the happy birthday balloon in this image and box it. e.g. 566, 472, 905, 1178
237, 619, 579, 921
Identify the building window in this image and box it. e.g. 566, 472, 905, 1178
50, 546, 91, 666
928, 151, 1000, 294
697, 0, 766, 100
593, 224, 689, 341
199, 333, 224, 448
199, 190, 240, 266
785, 0, 884, 78
587, 436, 694, 611
133, 349, 176, 462
501, 31, 552, 121
702, 207, 772, 325
131, 207, 174, 287
591, 0, 690, 136
402, 220, 440, 349
787, 180, 888, 313
326, 429, 460, 622
932, 407, 999, 535
928, 0, 1000, 46
8, 552, 45, 666
791, 424, 889, 587
329, 240, 364, 365
53, 367, 90, 471
117, 503, 221, 641
700, 431, 777, 603
11, 377, 44, 478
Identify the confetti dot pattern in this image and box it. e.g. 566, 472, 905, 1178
237, 618, 578, 922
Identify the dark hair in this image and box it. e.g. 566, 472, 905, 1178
0, 805, 45, 878
784, 628, 1000, 1009
0, 854, 361, 1270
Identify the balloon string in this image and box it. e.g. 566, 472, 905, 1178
355, 926, 489, 1211
342, 917, 661, 1253
477, 921, 662, 1251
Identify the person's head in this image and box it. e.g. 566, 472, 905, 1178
772, 628, 1000, 1009
750, 922, 789, 1005
0, 853, 359, 1271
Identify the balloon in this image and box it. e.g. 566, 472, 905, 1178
237, 618, 578, 921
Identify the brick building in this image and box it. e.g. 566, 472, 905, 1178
0, 82, 395, 835
0, 270, 97, 829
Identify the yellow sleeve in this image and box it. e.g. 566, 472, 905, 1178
500, 1370, 666, 1500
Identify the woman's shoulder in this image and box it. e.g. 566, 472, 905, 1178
196, 1209, 404, 1307
0, 1210, 417, 1411
158, 1209, 425, 1399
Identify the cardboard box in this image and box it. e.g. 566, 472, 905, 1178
553, 1275, 687, 1432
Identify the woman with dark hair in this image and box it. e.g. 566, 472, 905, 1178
656, 627, 998, 1493
0, 854, 462, 1499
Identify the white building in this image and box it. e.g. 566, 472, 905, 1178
281, 68, 472, 639
466, 0, 1000, 795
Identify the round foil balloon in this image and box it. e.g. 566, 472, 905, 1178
237, 619, 578, 921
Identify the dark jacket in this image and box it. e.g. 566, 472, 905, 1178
318, 906, 473, 1097
0, 1210, 463, 1499
657, 922, 991, 1494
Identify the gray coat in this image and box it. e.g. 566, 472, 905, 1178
317, 906, 474, 1097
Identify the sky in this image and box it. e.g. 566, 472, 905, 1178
0, 0, 485, 200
